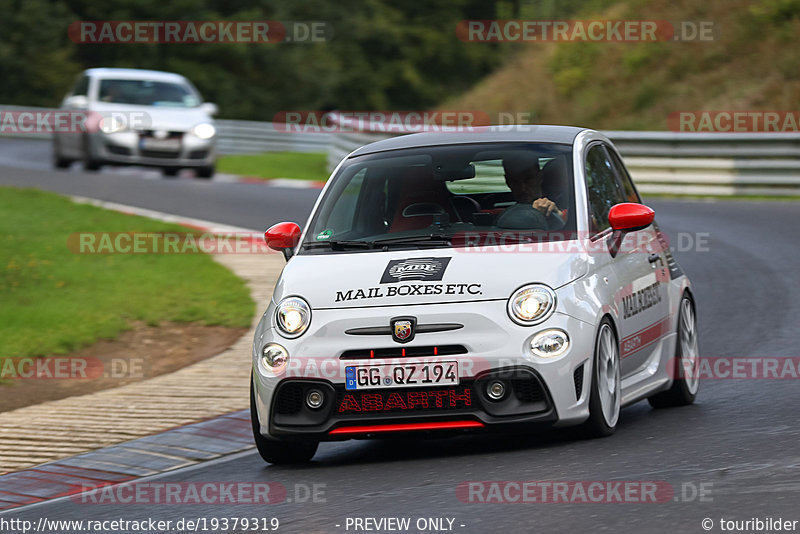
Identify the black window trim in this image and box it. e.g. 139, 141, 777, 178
582, 141, 628, 239
602, 143, 643, 204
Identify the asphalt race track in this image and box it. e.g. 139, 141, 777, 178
2, 138, 799, 532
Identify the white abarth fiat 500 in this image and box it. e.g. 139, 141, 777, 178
251, 126, 700, 463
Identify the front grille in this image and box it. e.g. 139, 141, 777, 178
573, 364, 585, 400
105, 144, 131, 156
340, 345, 467, 360
141, 149, 181, 159
335, 384, 474, 416
510, 377, 546, 403
141, 130, 183, 139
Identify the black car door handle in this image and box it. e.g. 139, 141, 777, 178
648, 253, 661, 263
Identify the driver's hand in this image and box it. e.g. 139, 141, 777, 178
533, 197, 558, 217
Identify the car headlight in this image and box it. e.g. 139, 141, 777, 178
191, 123, 216, 139
261, 343, 289, 373
99, 116, 127, 134
507, 284, 556, 325
275, 296, 311, 338
530, 329, 570, 358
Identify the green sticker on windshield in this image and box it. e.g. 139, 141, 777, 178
316, 229, 333, 241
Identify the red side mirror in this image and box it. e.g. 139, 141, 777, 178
608, 203, 655, 232
264, 222, 301, 256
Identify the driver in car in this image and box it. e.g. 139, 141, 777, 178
497, 152, 566, 230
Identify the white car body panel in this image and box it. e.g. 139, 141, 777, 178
251, 126, 694, 440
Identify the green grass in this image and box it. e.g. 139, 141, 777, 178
217, 152, 328, 181
0, 187, 254, 358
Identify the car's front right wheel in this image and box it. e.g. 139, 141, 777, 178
250, 373, 318, 464
52, 138, 72, 169
580, 318, 621, 438
82, 137, 102, 171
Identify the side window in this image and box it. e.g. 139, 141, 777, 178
584, 144, 626, 234
71, 76, 90, 97
606, 147, 641, 203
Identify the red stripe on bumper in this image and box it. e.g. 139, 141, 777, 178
329, 420, 484, 435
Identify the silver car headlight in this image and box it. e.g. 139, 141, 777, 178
191, 123, 216, 139
530, 329, 570, 358
275, 296, 311, 338
507, 284, 556, 326
99, 115, 127, 134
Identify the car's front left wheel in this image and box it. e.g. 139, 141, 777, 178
250, 373, 318, 464
196, 165, 215, 179
648, 294, 700, 408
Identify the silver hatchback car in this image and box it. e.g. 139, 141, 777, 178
53, 68, 218, 177
251, 126, 700, 463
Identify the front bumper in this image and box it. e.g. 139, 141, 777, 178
252, 300, 596, 441
89, 131, 215, 167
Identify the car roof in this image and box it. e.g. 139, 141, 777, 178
349, 125, 590, 157
83, 68, 187, 82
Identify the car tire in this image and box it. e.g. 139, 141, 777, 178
648, 295, 700, 408
52, 138, 72, 169
580, 318, 621, 438
196, 165, 215, 179
162, 167, 180, 177
82, 137, 102, 171
250, 373, 318, 464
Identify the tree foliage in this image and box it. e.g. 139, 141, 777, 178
0, 0, 507, 118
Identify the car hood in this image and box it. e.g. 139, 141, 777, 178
88, 102, 212, 131
272, 247, 589, 309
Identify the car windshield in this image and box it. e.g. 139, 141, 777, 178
301, 142, 577, 254
97, 79, 200, 107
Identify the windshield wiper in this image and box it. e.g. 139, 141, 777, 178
371, 234, 452, 247
304, 234, 453, 251
303, 239, 374, 250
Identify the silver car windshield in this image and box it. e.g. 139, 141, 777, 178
97, 79, 200, 107
301, 142, 576, 253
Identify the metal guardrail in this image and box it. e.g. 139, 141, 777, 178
215, 120, 329, 154
0, 105, 329, 153
3, 104, 799, 195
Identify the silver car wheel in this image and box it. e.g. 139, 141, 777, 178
679, 298, 700, 395
596, 323, 620, 428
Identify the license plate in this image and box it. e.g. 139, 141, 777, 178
140, 137, 181, 151
345, 361, 458, 390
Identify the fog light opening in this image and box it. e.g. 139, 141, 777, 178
487, 380, 506, 401
306, 389, 324, 409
